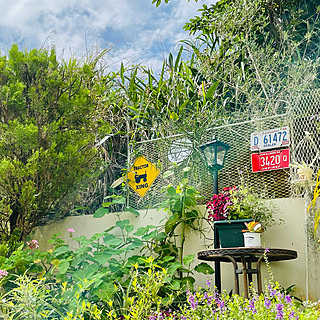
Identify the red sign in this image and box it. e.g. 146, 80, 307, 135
251, 149, 290, 172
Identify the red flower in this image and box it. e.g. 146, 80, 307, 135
206, 187, 235, 221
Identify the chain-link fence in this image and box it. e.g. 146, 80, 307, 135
128, 90, 320, 210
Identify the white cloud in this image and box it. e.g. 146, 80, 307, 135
0, 0, 214, 71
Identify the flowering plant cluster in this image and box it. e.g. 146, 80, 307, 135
0, 269, 8, 279
206, 185, 275, 227
206, 186, 236, 221
146, 281, 319, 319
27, 239, 39, 249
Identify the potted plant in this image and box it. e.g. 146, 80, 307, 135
242, 221, 264, 247
291, 161, 314, 181
206, 186, 274, 248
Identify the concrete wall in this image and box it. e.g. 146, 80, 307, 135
34, 198, 317, 300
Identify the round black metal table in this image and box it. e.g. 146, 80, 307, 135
198, 248, 297, 298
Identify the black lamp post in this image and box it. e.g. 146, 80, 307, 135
199, 137, 231, 293
199, 137, 230, 194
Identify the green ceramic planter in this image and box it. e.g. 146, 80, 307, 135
214, 219, 252, 248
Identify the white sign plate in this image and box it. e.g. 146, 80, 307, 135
251, 126, 289, 151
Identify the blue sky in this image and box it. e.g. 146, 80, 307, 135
0, 0, 214, 72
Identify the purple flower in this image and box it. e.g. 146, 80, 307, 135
68, 228, 75, 233
264, 297, 271, 309
218, 299, 225, 311
285, 295, 292, 304
276, 303, 284, 319
268, 285, 277, 297
187, 293, 198, 310
249, 299, 257, 314
265, 248, 270, 253
206, 279, 212, 287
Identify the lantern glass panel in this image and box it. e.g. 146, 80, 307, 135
217, 146, 227, 167
203, 145, 216, 167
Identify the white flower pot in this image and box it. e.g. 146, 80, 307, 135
243, 232, 261, 247
297, 167, 313, 180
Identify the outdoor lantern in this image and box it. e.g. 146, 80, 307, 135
199, 137, 230, 172
199, 137, 231, 294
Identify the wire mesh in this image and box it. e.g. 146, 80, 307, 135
128, 90, 320, 209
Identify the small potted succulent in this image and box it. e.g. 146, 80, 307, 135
206, 186, 274, 248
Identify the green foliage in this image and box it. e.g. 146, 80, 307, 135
0, 45, 117, 248
0, 274, 103, 319
183, 0, 320, 118
308, 169, 320, 236
0, 265, 319, 319
227, 186, 275, 227
120, 47, 222, 141
152, 0, 197, 7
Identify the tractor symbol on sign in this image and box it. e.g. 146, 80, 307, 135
135, 171, 147, 184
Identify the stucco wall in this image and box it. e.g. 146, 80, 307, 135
34, 198, 317, 300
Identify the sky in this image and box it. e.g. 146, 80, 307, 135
0, 0, 214, 73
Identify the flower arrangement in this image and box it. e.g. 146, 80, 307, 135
206, 186, 235, 221
206, 185, 275, 228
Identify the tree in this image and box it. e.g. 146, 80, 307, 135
152, 0, 197, 7
0, 45, 115, 248
183, 0, 320, 117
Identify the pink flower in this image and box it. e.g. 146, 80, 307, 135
0, 270, 8, 279
67, 228, 75, 233
27, 240, 39, 249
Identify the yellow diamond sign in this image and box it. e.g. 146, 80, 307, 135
128, 156, 160, 198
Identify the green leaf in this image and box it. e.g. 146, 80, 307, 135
194, 262, 215, 275
205, 81, 220, 99
102, 202, 113, 208
116, 219, 130, 229
127, 238, 144, 250
181, 276, 195, 287
90, 232, 104, 242
103, 234, 122, 246
112, 196, 126, 204
125, 224, 134, 233
120, 62, 125, 84
142, 230, 157, 240
54, 246, 70, 256
167, 262, 182, 276
126, 206, 140, 216
162, 256, 175, 263
134, 226, 148, 236
93, 207, 109, 218
170, 280, 180, 290
168, 53, 174, 69
58, 261, 70, 274
174, 46, 183, 70
93, 252, 112, 265
165, 213, 179, 234
183, 254, 195, 266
